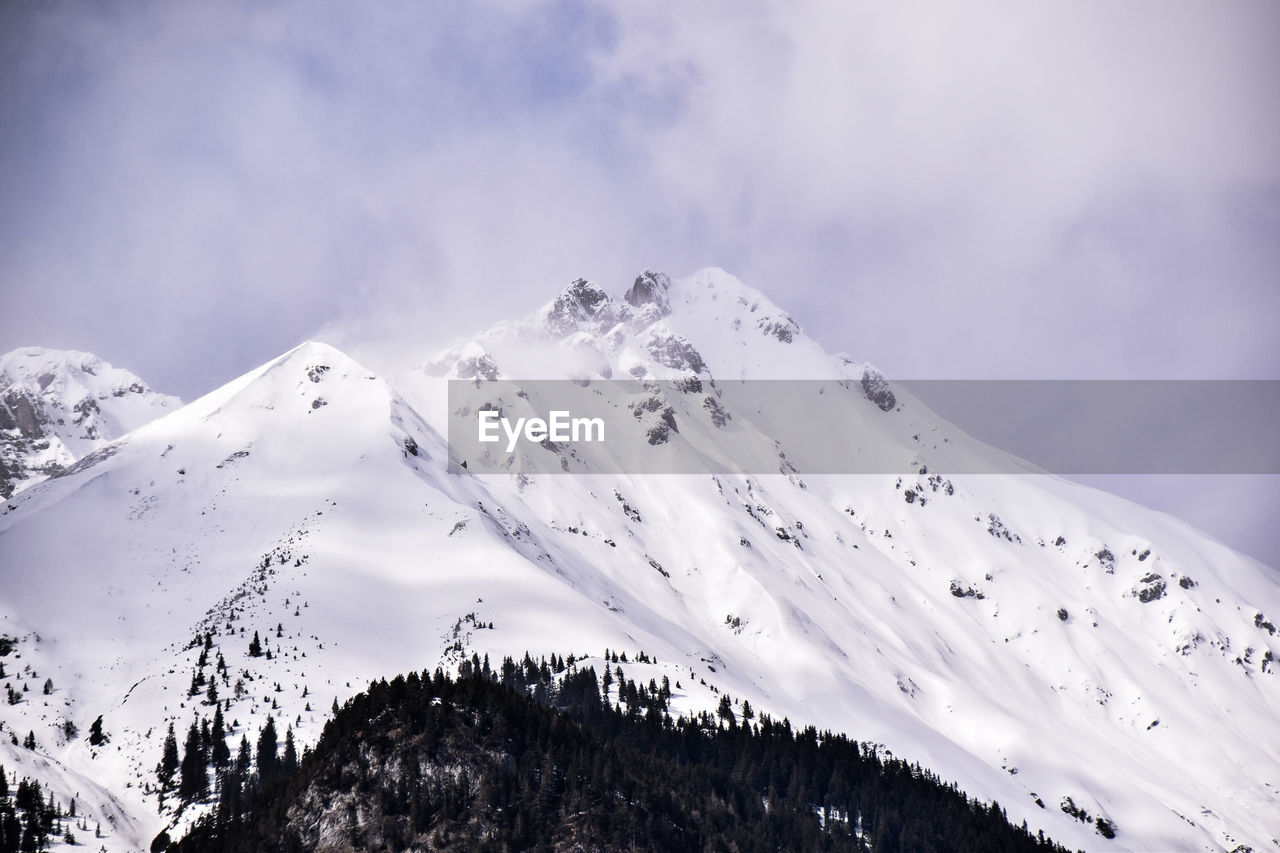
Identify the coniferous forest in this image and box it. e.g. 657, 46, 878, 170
0, 763, 89, 852
167, 653, 1078, 853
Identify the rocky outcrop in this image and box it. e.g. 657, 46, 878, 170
756, 314, 800, 343
543, 278, 619, 337
623, 269, 673, 327
455, 353, 501, 382
860, 368, 896, 412
645, 333, 706, 375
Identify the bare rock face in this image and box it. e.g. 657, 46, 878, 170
544, 278, 619, 337
756, 314, 800, 343
1134, 573, 1168, 603
630, 394, 679, 445
455, 352, 501, 382
623, 269, 672, 323
645, 333, 707, 375
703, 395, 731, 427
0, 388, 43, 437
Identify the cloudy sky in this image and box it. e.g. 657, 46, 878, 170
1, 1, 1277, 558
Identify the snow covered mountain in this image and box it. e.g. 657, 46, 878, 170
1, 270, 1277, 852
0, 347, 180, 499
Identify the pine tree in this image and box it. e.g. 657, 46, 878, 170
179, 720, 208, 801
248, 631, 262, 658
41, 679, 52, 696
255, 717, 278, 785
88, 716, 107, 746
236, 735, 252, 776
282, 728, 298, 777
717, 694, 735, 727
210, 707, 230, 769
20, 810, 37, 853
158, 723, 180, 789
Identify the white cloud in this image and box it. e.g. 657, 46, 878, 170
0, 0, 1275, 560
4, 0, 1277, 387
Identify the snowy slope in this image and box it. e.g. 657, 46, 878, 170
0, 347, 181, 499
0, 342, 682, 849
1, 271, 1278, 852
413, 268, 1280, 851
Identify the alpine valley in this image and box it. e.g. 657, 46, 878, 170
1, 269, 1277, 852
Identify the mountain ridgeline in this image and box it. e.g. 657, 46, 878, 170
1, 268, 1277, 852
169, 655, 1075, 853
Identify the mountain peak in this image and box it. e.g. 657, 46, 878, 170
623, 269, 673, 323
541, 278, 618, 337
423, 267, 867, 382
174, 339, 384, 428
1, 346, 147, 395
0, 346, 180, 497
270, 339, 367, 377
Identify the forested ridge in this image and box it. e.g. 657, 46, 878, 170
168, 653, 1077, 852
